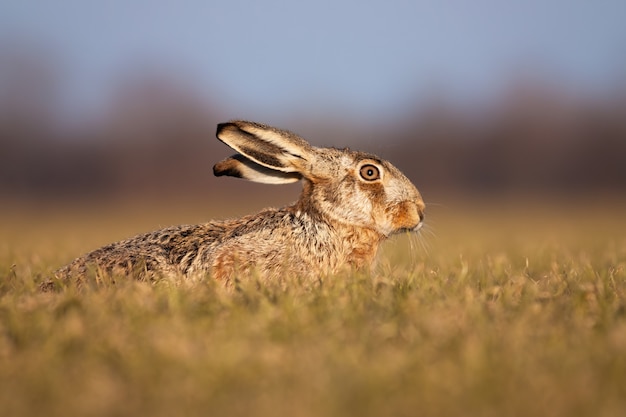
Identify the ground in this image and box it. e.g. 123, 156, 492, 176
0, 199, 625, 417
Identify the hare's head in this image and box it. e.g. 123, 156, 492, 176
213, 121, 425, 237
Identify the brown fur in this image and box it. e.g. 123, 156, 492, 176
43, 121, 425, 290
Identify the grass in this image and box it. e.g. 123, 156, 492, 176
1, 200, 625, 417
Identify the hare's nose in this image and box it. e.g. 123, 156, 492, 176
416, 200, 425, 223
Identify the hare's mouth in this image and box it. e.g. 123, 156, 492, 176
395, 221, 423, 235
409, 222, 424, 233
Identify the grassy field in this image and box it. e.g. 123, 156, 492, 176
1, 200, 625, 417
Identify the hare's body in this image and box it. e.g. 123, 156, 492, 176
55, 206, 383, 284
46, 121, 424, 288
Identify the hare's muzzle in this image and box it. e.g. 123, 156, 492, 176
389, 199, 425, 234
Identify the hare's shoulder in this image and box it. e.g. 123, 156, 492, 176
197, 207, 328, 243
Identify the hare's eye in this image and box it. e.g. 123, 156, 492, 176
359, 164, 380, 181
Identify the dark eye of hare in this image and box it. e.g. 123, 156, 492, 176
359, 164, 380, 181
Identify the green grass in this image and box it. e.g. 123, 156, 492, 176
1, 202, 625, 417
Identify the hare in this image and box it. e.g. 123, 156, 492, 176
44, 120, 425, 289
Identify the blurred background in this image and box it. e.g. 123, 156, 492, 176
1, 0, 625, 208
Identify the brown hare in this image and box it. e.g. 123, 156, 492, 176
44, 120, 425, 289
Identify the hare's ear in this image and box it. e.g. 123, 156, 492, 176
213, 154, 302, 184
216, 121, 313, 173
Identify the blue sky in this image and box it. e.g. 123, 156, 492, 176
1, 0, 625, 122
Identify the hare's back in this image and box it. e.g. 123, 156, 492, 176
56, 223, 222, 281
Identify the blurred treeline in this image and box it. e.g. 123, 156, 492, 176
1, 49, 625, 203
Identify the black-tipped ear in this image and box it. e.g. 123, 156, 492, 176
216, 121, 313, 173
213, 154, 302, 184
